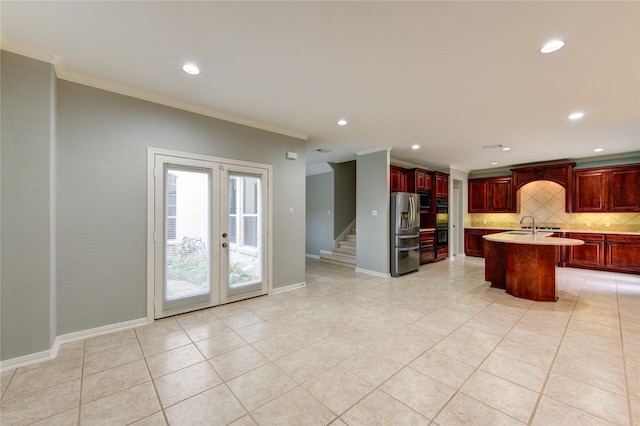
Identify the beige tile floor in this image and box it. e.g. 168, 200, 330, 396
1, 256, 639, 425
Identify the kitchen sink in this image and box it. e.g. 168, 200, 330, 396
506, 231, 533, 235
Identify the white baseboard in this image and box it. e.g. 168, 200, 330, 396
0, 317, 149, 372
271, 281, 307, 295
355, 268, 390, 278
305, 253, 320, 259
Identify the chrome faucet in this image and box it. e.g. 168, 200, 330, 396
520, 216, 537, 234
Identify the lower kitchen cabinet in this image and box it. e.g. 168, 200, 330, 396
464, 229, 508, 257
464, 229, 486, 257
564, 232, 639, 274
420, 230, 435, 264
565, 233, 606, 268
605, 234, 640, 273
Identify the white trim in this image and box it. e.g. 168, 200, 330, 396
147, 147, 273, 320
355, 268, 390, 278
305, 253, 320, 259
270, 282, 307, 295
0, 317, 148, 373
1, 40, 308, 141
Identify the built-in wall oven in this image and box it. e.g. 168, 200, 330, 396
435, 198, 449, 247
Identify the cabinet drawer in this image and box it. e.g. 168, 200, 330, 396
567, 233, 605, 241
606, 234, 640, 243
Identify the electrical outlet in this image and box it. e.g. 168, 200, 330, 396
483, 220, 487, 224
289, 208, 294, 216
605, 222, 610, 227
586, 221, 591, 227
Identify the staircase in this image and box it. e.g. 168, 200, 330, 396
319, 226, 356, 268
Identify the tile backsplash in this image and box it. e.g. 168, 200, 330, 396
466, 180, 640, 232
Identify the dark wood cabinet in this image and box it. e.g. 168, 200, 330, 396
406, 169, 432, 193
573, 170, 607, 212
420, 230, 435, 264
390, 166, 407, 192
512, 162, 575, 190
464, 229, 487, 257
609, 167, 640, 211
434, 172, 449, 198
464, 229, 509, 257
468, 179, 489, 213
572, 164, 640, 212
605, 234, 640, 273
468, 176, 517, 213
489, 177, 515, 212
566, 233, 606, 268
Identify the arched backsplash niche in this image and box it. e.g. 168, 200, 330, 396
466, 180, 640, 232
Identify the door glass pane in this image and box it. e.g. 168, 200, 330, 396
228, 175, 261, 288
165, 167, 211, 307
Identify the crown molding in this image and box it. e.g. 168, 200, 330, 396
1, 40, 308, 141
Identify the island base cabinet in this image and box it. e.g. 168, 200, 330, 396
505, 245, 558, 302
485, 240, 559, 302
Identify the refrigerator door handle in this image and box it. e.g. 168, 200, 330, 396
397, 246, 420, 252
408, 196, 415, 230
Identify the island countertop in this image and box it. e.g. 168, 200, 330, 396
483, 231, 585, 246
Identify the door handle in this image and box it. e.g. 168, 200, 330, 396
222, 242, 228, 248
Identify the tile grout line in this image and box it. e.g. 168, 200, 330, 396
134, 326, 170, 425
615, 272, 635, 426
76, 339, 87, 426
524, 270, 584, 425
426, 294, 533, 425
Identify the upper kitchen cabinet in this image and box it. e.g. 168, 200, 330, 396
390, 165, 407, 192
572, 164, 640, 212
468, 175, 517, 213
406, 169, 432, 193
512, 162, 575, 189
434, 172, 449, 198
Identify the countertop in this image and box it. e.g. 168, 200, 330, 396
465, 225, 640, 236
483, 231, 585, 246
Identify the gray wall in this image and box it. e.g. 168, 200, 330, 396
331, 161, 356, 238
1, 52, 57, 360
356, 150, 390, 275
305, 172, 334, 256
1, 51, 307, 359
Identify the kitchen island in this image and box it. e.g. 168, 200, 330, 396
483, 231, 584, 302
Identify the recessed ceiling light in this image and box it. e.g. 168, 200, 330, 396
569, 111, 584, 120
182, 63, 200, 75
501, 147, 511, 151
491, 162, 499, 166
337, 119, 348, 126
593, 148, 604, 153
411, 144, 420, 150
541, 39, 565, 54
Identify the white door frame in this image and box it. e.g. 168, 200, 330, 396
146, 147, 273, 322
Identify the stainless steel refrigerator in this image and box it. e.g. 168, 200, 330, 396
390, 192, 420, 277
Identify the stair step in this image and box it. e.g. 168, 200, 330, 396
338, 240, 356, 248
334, 246, 356, 256
320, 250, 356, 266
345, 234, 356, 242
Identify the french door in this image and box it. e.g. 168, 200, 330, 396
150, 150, 269, 319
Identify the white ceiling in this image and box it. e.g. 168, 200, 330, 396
2, 1, 639, 173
